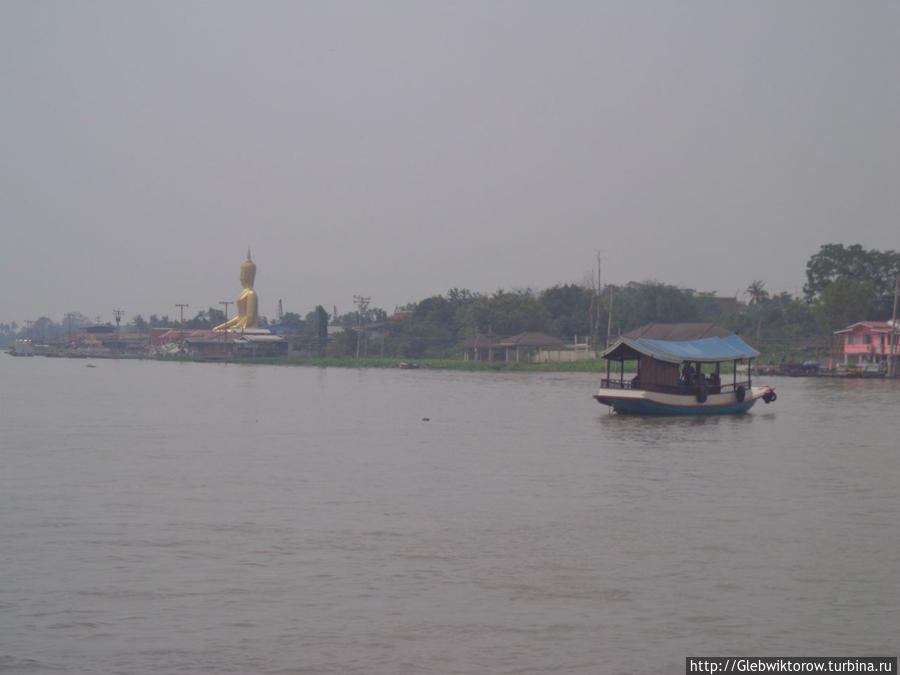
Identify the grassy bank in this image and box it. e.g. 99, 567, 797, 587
132, 353, 781, 374
292, 356, 612, 372
155, 354, 612, 372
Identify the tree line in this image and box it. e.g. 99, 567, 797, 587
326, 243, 899, 358
4, 244, 898, 357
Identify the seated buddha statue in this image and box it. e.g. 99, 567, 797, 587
214, 249, 260, 331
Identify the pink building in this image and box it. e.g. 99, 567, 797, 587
834, 321, 899, 365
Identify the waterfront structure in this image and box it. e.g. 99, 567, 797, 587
9, 339, 35, 356
150, 328, 288, 359
460, 334, 504, 362
833, 321, 899, 367
460, 332, 586, 362
495, 332, 566, 362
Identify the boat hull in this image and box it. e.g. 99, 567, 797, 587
593, 386, 775, 416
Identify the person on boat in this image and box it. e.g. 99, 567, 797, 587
681, 363, 695, 387
214, 249, 259, 331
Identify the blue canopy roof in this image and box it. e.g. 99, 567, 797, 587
601, 334, 758, 363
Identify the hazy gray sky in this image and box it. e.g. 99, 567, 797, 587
2, 1, 898, 325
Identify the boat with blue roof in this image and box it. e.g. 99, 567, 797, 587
594, 323, 777, 415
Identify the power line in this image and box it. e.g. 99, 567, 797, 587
175, 303, 189, 325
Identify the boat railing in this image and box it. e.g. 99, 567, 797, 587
601, 379, 754, 394
601, 378, 636, 390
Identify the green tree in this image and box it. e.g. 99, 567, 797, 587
281, 312, 305, 331
131, 315, 148, 333
446, 288, 481, 305
539, 284, 592, 340
719, 291, 817, 353
746, 280, 769, 305
456, 291, 552, 338
406, 295, 459, 357
613, 282, 701, 334
329, 318, 358, 356
0, 322, 18, 346
381, 290, 481, 358
33, 316, 58, 340
813, 277, 876, 335
804, 243, 900, 317
206, 308, 226, 327
184, 310, 212, 329
315, 305, 329, 356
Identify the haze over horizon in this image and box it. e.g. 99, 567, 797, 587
2, 1, 898, 326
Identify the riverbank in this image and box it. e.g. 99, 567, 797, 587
153, 354, 612, 372
6, 351, 766, 374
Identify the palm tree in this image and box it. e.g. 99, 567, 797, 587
746, 280, 769, 305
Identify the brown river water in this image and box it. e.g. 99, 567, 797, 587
1, 356, 898, 674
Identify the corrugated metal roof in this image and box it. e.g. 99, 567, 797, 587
602, 334, 758, 363
624, 323, 736, 340
459, 334, 504, 349
495, 332, 565, 347
833, 321, 894, 334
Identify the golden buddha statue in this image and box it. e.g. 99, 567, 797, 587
214, 249, 260, 331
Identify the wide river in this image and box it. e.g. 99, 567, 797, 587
1, 357, 898, 674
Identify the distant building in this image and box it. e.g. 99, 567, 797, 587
460, 334, 504, 361
834, 321, 899, 366
84, 324, 116, 334
150, 328, 287, 359
495, 332, 566, 362
460, 332, 587, 363
624, 323, 736, 340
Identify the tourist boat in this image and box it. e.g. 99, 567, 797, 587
594, 328, 776, 415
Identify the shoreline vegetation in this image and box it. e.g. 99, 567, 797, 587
5, 245, 899, 368
148, 354, 743, 375
151, 355, 615, 372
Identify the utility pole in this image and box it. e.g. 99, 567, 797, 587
113, 309, 124, 332
353, 295, 370, 359
889, 275, 899, 378
175, 303, 189, 326
756, 315, 762, 355
606, 285, 614, 349
220, 301, 232, 322
593, 252, 603, 350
